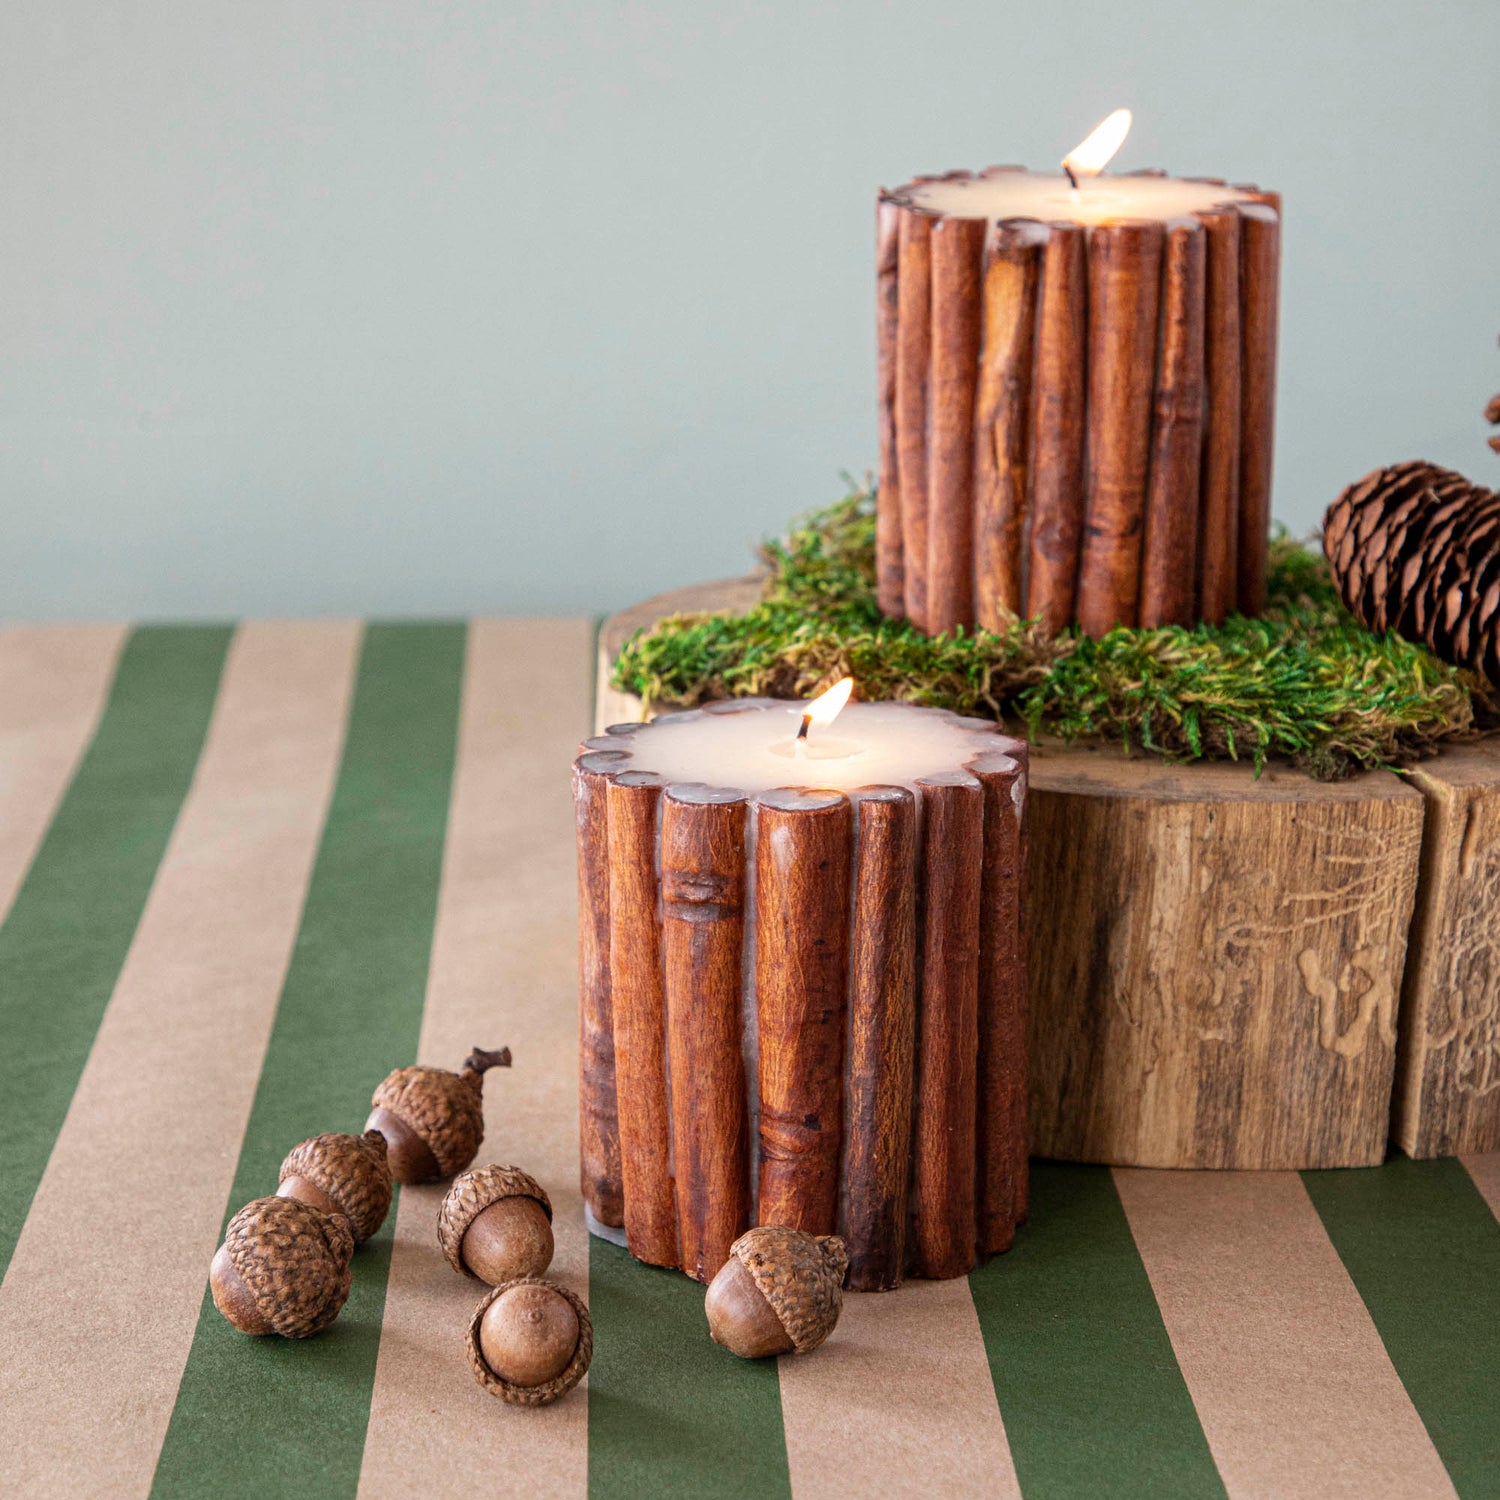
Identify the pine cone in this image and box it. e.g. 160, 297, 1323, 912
1324, 461, 1500, 681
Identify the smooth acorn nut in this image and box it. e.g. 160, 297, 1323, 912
277, 1130, 393, 1243
465, 1278, 593, 1406
366, 1045, 511, 1184
438, 1164, 553, 1284
209, 1196, 355, 1338
705, 1226, 848, 1360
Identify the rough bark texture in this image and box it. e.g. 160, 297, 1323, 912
1196, 205, 1243, 624
1026, 751, 1423, 1169
1394, 740, 1500, 1156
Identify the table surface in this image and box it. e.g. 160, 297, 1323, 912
1, 620, 1497, 1500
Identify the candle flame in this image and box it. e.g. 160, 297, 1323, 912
804, 676, 854, 730
1062, 108, 1132, 179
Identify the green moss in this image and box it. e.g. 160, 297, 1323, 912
611, 485, 1482, 778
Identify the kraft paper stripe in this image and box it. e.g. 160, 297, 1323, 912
1115, 1169, 1455, 1500
779, 1281, 1019, 1499
151, 623, 466, 1499
0, 624, 126, 923
969, 1162, 1222, 1500
1461, 1152, 1500, 1223
1302, 1156, 1500, 1498
588, 1239, 791, 1500
359, 619, 596, 1500
0, 622, 360, 1499
0, 624, 233, 1281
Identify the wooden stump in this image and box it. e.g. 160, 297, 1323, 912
1025, 748, 1423, 1169
596, 577, 1497, 1171
1394, 740, 1500, 1157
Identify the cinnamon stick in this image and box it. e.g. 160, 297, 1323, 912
661, 785, 751, 1282
910, 771, 984, 1279
1139, 218, 1207, 627
926, 214, 985, 635
1236, 199, 1281, 617
1076, 218, 1165, 635
1196, 204, 1243, 623
974, 221, 1043, 630
573, 752, 627, 1228
896, 209, 934, 627
754, 788, 852, 1235
839, 785, 918, 1291
1026, 223, 1088, 632
606, 770, 678, 1268
968, 749, 1028, 1251
876, 197, 905, 618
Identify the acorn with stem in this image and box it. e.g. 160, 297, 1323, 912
366, 1045, 512, 1184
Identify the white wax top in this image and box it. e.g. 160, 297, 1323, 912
619, 701, 1000, 794
904, 172, 1254, 227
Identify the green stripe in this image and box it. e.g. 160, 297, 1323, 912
969, 1162, 1225, 1500
0, 624, 232, 1281
588, 1238, 791, 1500
1302, 1156, 1500, 1497
151, 623, 466, 1500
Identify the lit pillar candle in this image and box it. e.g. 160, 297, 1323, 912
572, 683, 1030, 1290
874, 109, 1281, 640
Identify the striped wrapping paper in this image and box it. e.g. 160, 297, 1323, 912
0, 620, 1497, 1500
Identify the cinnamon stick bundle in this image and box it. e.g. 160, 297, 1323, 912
839, 786, 918, 1291
1196, 203, 1243, 623
1026, 223, 1089, 633
755, 788, 852, 1235
1139, 218, 1207, 627
896, 210, 934, 628
1076, 219, 1166, 635
875, 199, 905, 619
974, 222, 1043, 630
927, 215, 985, 635
662, 786, 751, 1283
1236, 195, 1282, 616
574, 753, 625, 1229
909, 771, 983, 1279
606, 771, 678, 1268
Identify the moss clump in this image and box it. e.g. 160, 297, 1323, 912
611, 485, 1483, 778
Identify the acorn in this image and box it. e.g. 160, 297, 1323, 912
366, 1045, 512, 1184
277, 1129, 393, 1244
465, 1278, 593, 1406
208, 1195, 354, 1338
438, 1164, 553, 1285
704, 1226, 848, 1359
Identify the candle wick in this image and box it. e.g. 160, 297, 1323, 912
796, 714, 813, 742
1063, 162, 1080, 191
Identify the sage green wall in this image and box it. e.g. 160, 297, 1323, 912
5, 1, 1498, 620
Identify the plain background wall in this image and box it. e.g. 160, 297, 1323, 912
4, 1, 1499, 623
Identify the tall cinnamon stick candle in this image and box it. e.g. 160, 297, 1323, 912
877, 124, 1280, 639
573, 691, 1028, 1289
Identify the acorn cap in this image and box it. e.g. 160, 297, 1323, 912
279, 1130, 393, 1243
465, 1277, 592, 1407
729, 1226, 848, 1354
369, 1046, 511, 1178
222, 1195, 354, 1338
438, 1164, 552, 1277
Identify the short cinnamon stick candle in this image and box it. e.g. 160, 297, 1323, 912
573, 692, 1029, 1289
877, 163, 1280, 638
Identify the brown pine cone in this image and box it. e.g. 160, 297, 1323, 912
1324, 461, 1500, 682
